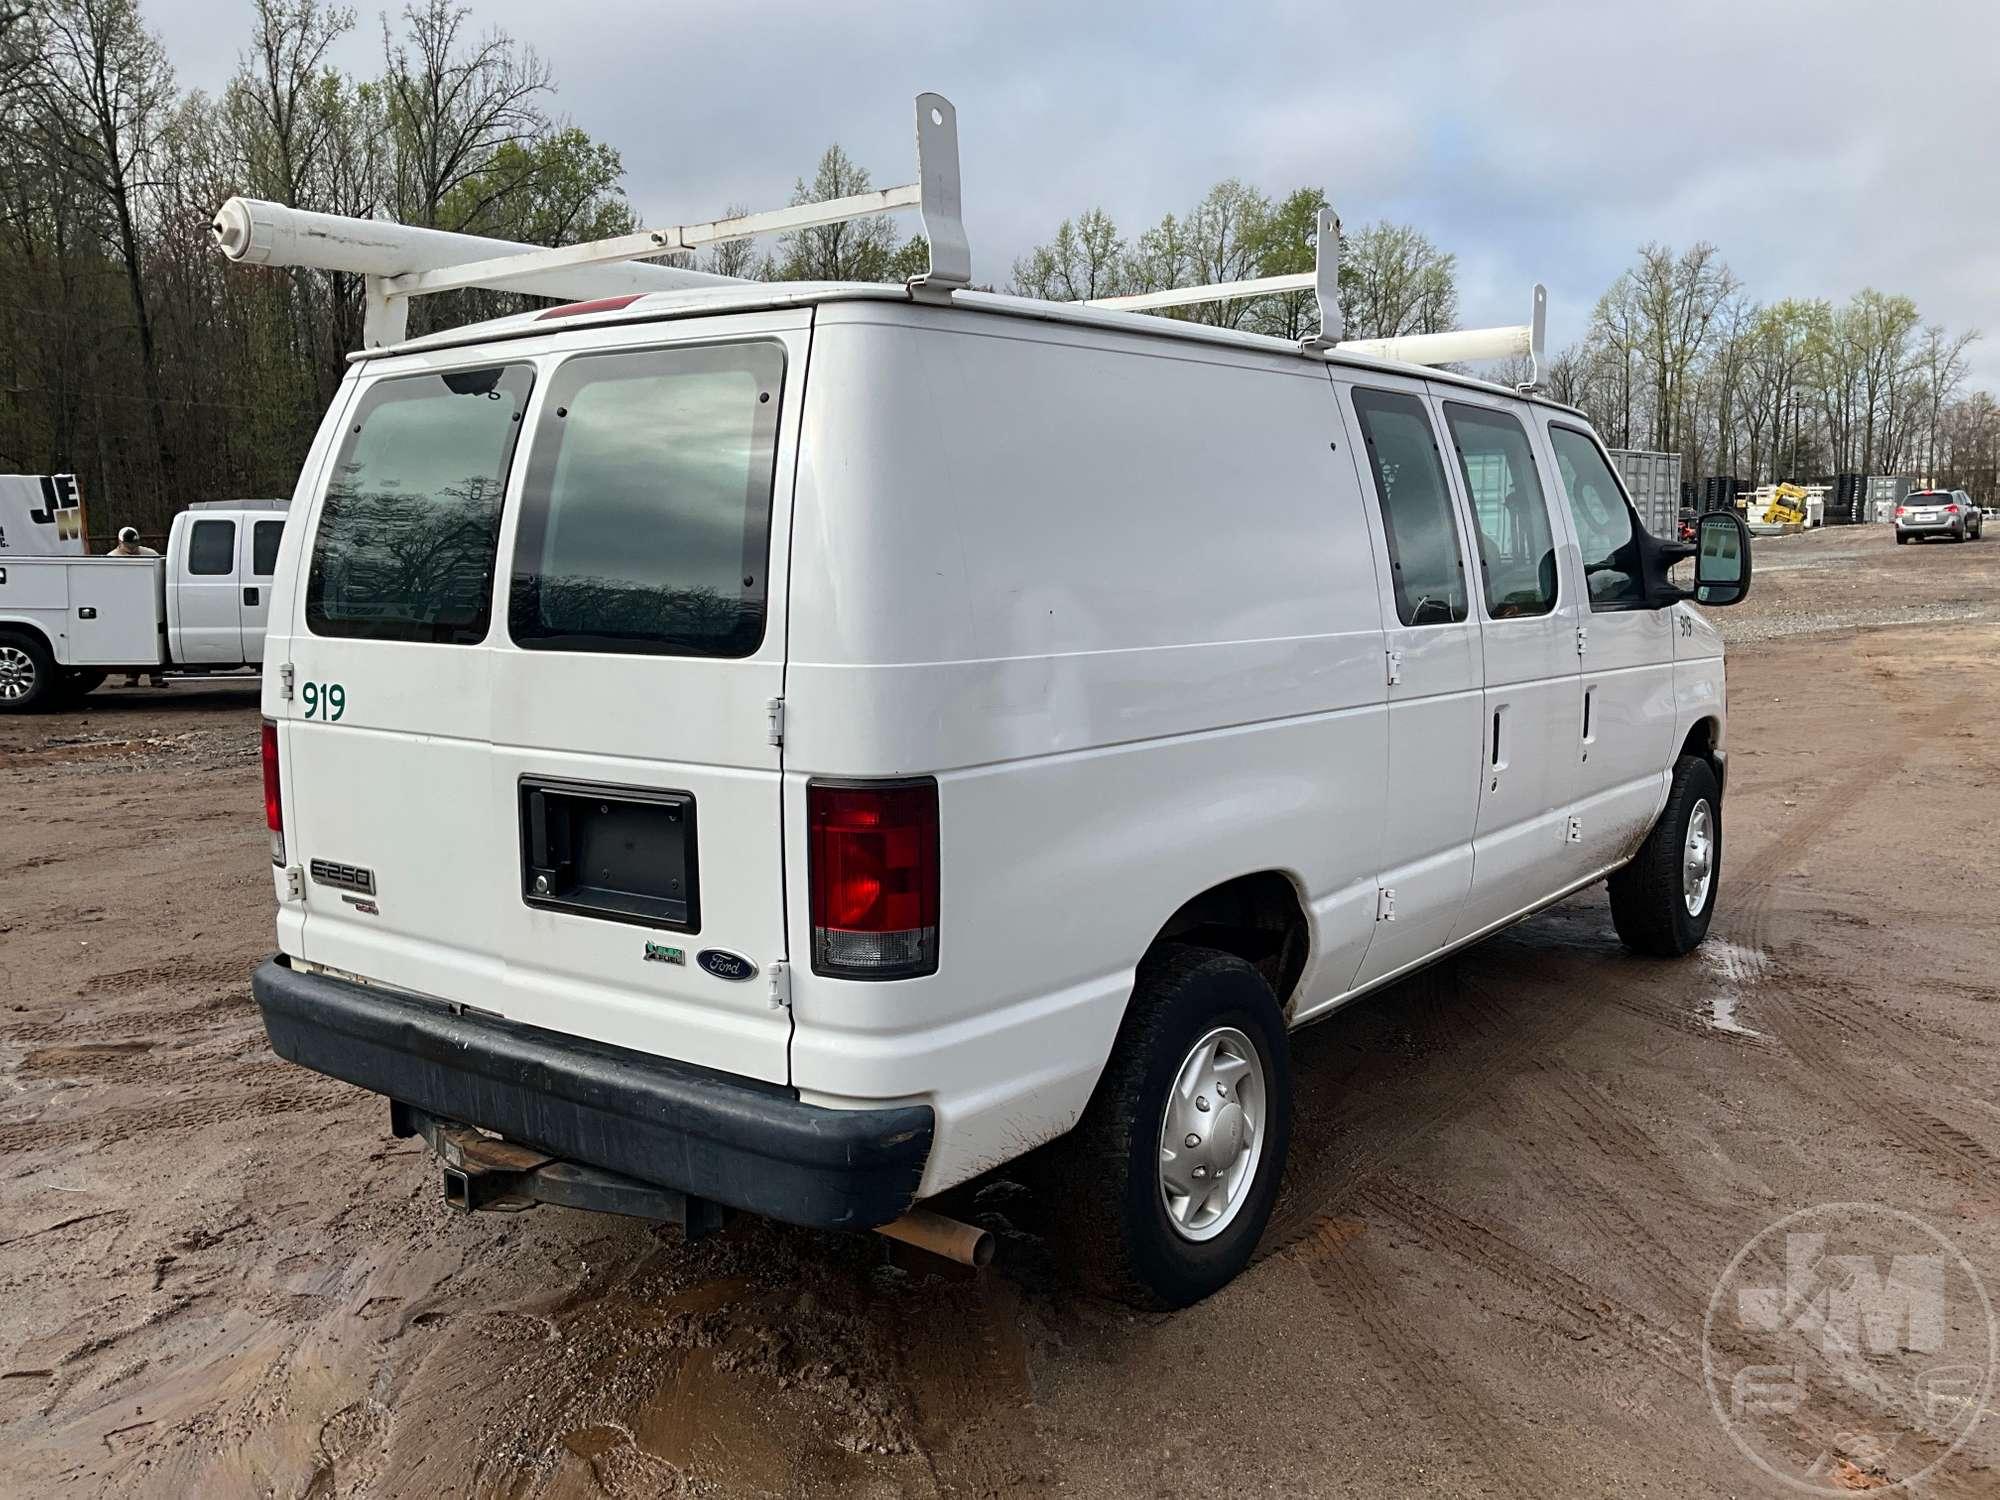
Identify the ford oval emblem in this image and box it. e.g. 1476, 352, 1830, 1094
696, 948, 757, 982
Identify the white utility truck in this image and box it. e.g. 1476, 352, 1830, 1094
236, 95, 1754, 1305
0, 500, 288, 711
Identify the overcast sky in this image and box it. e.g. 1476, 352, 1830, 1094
155, 0, 2000, 390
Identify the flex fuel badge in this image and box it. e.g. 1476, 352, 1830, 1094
643, 942, 685, 966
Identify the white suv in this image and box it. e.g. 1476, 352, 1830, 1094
249, 280, 1753, 1306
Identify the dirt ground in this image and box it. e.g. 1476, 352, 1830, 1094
4, 523, 1998, 1498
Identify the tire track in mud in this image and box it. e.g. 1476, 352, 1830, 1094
1259, 966, 1596, 1260
1500, 1067, 1742, 1296
1355, 1173, 1696, 1373
893, 1272, 1048, 1499
1316, 1173, 1901, 1481
1292, 1212, 1552, 1496
1721, 687, 2000, 1193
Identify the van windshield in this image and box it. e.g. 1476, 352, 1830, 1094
305, 365, 534, 644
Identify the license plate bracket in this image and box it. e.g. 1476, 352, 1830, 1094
519, 776, 699, 930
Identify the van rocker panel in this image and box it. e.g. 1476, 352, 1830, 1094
251, 957, 931, 1230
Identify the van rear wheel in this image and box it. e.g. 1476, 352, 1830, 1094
1609, 753, 1721, 956
1057, 945, 1292, 1308
0, 632, 57, 714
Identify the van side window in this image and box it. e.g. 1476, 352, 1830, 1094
306, 365, 534, 644
187, 519, 236, 576
1442, 403, 1557, 618
252, 519, 283, 576
1350, 388, 1468, 627
1547, 425, 1645, 608
509, 341, 785, 659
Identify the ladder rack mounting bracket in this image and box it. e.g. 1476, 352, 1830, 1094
907, 93, 971, 303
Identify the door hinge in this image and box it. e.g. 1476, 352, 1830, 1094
1575, 624, 1588, 657
1377, 887, 1396, 923
767, 959, 791, 1010
1566, 815, 1582, 844
284, 864, 305, 901
278, 661, 295, 700
766, 696, 784, 748
1385, 648, 1404, 686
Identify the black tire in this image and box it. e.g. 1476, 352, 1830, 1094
1054, 945, 1292, 1308
0, 630, 59, 714
1895, 533, 1909, 544
1609, 754, 1721, 957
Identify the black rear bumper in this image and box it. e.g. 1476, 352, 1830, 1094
251, 956, 932, 1231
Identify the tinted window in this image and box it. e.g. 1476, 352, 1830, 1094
509, 342, 784, 657
252, 519, 283, 576
306, 365, 533, 643
1351, 388, 1468, 627
187, 519, 235, 576
1443, 403, 1558, 618
1548, 425, 1645, 607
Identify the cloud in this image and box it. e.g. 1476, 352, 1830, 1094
158, 0, 2000, 386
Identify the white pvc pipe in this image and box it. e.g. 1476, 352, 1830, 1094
210, 197, 746, 296
1335, 323, 1533, 367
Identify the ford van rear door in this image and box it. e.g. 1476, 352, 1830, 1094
282, 314, 806, 1085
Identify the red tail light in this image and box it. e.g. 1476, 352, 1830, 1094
1945, 504, 1959, 514
1895, 506, 1907, 517
807, 780, 939, 979
261, 718, 284, 866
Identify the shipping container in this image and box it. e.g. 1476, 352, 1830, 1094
1607, 448, 1682, 539
1866, 474, 1914, 524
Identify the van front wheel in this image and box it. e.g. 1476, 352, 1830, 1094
1609, 753, 1721, 956
1060, 945, 1292, 1308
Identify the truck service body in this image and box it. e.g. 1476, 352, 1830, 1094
0, 501, 287, 710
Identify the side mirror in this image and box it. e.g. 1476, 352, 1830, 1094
1693, 511, 1752, 606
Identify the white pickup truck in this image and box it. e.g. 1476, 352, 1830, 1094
0, 500, 288, 711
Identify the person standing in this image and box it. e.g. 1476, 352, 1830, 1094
106, 528, 167, 688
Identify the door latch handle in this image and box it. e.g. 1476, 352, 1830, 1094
243, 586, 259, 606
77, 606, 97, 619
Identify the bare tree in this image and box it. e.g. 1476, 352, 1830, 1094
381, 0, 552, 230
1914, 323, 1977, 482
771, 144, 896, 280
34, 0, 181, 494
1341, 220, 1459, 342
1009, 208, 1125, 302
700, 202, 758, 279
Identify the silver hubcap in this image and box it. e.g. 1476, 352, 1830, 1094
1683, 799, 1715, 916
0, 644, 35, 700
1157, 1026, 1267, 1242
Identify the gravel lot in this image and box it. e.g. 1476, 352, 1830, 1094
3, 523, 1998, 1497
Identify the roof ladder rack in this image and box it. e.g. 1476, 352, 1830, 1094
1084, 206, 1343, 352
214, 93, 971, 347
1085, 221, 1547, 388
363, 92, 968, 343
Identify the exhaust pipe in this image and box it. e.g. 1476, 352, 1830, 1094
874, 1207, 995, 1267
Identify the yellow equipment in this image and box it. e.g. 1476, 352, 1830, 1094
1765, 484, 1811, 527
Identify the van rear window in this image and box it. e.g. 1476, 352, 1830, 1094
305, 365, 534, 644
508, 342, 785, 658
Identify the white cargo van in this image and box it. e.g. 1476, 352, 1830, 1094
237, 97, 1754, 1304
0, 500, 289, 710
